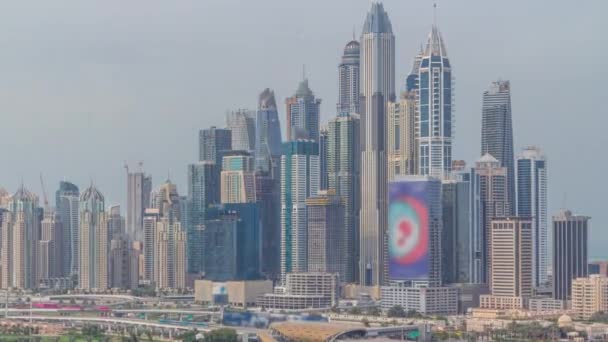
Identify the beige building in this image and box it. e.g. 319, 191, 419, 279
220, 153, 256, 204
480, 217, 532, 310
194, 280, 273, 307
257, 273, 339, 310
79, 185, 109, 291
572, 275, 608, 320
38, 211, 62, 281
154, 219, 186, 289
1, 186, 41, 290
387, 91, 417, 181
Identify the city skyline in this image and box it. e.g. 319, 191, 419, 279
1, 0, 606, 260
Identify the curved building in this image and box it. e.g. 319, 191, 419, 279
338, 40, 360, 114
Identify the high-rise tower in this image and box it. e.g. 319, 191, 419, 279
359, 1, 395, 287
416, 24, 453, 179
55, 181, 79, 277
552, 210, 589, 300
338, 39, 360, 114
327, 112, 360, 283
226, 109, 256, 152
79, 184, 109, 290
285, 79, 321, 142
255, 88, 283, 175
482, 80, 515, 213
126, 167, 152, 241
516, 146, 548, 288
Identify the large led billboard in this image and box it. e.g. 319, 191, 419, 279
388, 179, 430, 280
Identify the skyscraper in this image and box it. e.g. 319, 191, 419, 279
126, 168, 152, 241
480, 217, 532, 310
142, 208, 160, 283
306, 191, 346, 281
154, 218, 186, 289
475, 154, 510, 284
359, 1, 395, 287
280, 140, 320, 280
481, 80, 515, 212
39, 210, 62, 281
221, 151, 256, 204
1, 185, 41, 289
327, 112, 360, 283
223, 203, 262, 280
285, 79, 321, 142
226, 109, 256, 152
319, 128, 329, 190
255, 88, 283, 175
55, 181, 79, 277
516, 146, 548, 288
388, 91, 418, 180
416, 24, 453, 179
256, 171, 281, 281
441, 171, 477, 284
553, 209, 589, 300
79, 184, 109, 290
187, 162, 219, 274
337, 39, 360, 114
110, 236, 139, 290
199, 126, 232, 165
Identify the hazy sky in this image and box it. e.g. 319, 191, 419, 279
2, 1, 606, 256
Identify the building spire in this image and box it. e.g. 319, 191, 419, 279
433, 2, 438, 27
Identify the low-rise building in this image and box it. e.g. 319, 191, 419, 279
572, 275, 608, 320
257, 273, 339, 310
380, 283, 458, 315
194, 280, 273, 307
528, 296, 567, 312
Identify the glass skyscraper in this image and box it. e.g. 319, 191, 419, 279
416, 25, 453, 179
516, 146, 548, 288
285, 79, 321, 142
327, 112, 360, 283
482, 80, 515, 213
255, 88, 283, 175
337, 39, 360, 114
55, 181, 80, 277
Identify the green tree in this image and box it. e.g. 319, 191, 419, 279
348, 306, 362, 315
203, 328, 238, 342
366, 306, 381, 316
361, 318, 370, 327
387, 305, 406, 318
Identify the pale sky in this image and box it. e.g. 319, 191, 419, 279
1, 1, 606, 256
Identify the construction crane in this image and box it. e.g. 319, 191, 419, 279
39, 173, 49, 212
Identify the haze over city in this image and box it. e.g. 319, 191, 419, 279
2, 0, 605, 254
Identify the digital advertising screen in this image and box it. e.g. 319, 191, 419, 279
388, 179, 430, 280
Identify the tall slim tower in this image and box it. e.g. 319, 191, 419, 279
475, 154, 510, 284
337, 39, 360, 114
280, 140, 320, 280
55, 181, 79, 277
285, 79, 321, 142
327, 113, 360, 282
79, 184, 109, 290
416, 24, 453, 179
359, 1, 395, 287
1, 185, 41, 289
126, 167, 152, 241
516, 146, 548, 288
255, 88, 283, 175
482, 80, 515, 213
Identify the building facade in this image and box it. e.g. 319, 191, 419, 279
280, 140, 320, 280
337, 39, 360, 114
285, 79, 321, 142
475, 154, 510, 284
480, 217, 532, 310
416, 25, 453, 179
126, 168, 152, 241
55, 181, 79, 277
226, 109, 256, 152
199, 126, 232, 165
388, 91, 418, 180
516, 146, 548, 288
327, 112, 360, 283
359, 1, 395, 287
553, 209, 589, 300
306, 191, 346, 281
254, 88, 283, 175
221, 152, 256, 204
380, 285, 458, 315
571, 275, 608, 320
481, 80, 515, 213
79, 185, 109, 290
1, 186, 41, 289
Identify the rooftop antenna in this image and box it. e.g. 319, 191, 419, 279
353, 25, 356, 41
433, 2, 438, 27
